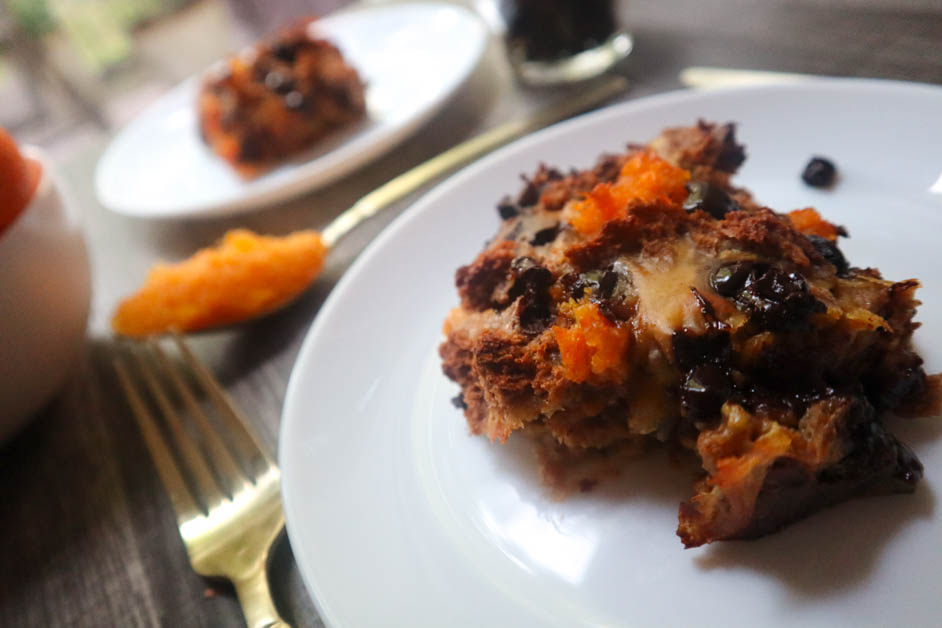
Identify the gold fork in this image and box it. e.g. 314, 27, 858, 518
113, 333, 289, 628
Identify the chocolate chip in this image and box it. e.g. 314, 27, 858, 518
711, 261, 826, 330
508, 264, 553, 300
713, 125, 747, 173
672, 329, 731, 370
801, 157, 837, 188
807, 234, 849, 275
689, 287, 722, 327
497, 197, 519, 220
681, 364, 732, 421
510, 256, 537, 274
272, 41, 299, 63
710, 261, 754, 298
683, 181, 740, 219
594, 261, 634, 321
517, 178, 541, 207
508, 258, 554, 334
264, 71, 295, 95
598, 269, 618, 295
530, 224, 560, 246
566, 270, 602, 300
518, 293, 553, 334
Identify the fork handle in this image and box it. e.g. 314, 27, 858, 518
234, 565, 290, 628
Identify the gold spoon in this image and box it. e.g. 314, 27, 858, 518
112, 76, 629, 336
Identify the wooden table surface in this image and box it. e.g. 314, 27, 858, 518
2, 1, 941, 626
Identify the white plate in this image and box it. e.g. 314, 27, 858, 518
280, 80, 942, 628
94, 2, 487, 218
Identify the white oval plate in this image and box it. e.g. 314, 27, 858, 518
280, 80, 942, 628
94, 2, 487, 218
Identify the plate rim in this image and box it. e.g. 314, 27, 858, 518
279, 77, 942, 627
93, 1, 488, 219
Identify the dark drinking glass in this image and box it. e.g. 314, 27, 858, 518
500, 0, 631, 85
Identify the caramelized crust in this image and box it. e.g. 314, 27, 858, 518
678, 396, 922, 547
439, 121, 939, 546
648, 119, 746, 176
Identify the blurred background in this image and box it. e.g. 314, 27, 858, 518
3, 0, 941, 164
0, 0, 354, 161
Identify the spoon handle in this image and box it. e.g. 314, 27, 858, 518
679, 66, 812, 89
320, 75, 628, 247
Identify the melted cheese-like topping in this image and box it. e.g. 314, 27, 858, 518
629, 240, 711, 346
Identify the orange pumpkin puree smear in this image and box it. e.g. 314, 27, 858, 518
112, 229, 327, 336
788, 207, 842, 241
569, 151, 690, 235
553, 300, 631, 382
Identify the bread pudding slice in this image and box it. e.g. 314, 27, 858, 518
198, 17, 366, 177
439, 121, 940, 547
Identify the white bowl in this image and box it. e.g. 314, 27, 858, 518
0, 147, 91, 442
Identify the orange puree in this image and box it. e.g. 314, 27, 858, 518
112, 229, 327, 336
788, 207, 842, 241
0, 127, 41, 235
570, 151, 689, 235
553, 301, 631, 382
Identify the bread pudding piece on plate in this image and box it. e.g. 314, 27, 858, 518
439, 121, 940, 547
198, 17, 366, 177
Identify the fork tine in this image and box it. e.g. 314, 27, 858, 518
128, 342, 225, 512
113, 354, 202, 524
117, 338, 289, 628
148, 339, 247, 497
171, 332, 272, 474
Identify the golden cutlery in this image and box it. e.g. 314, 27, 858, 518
679, 66, 815, 88
113, 333, 288, 628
